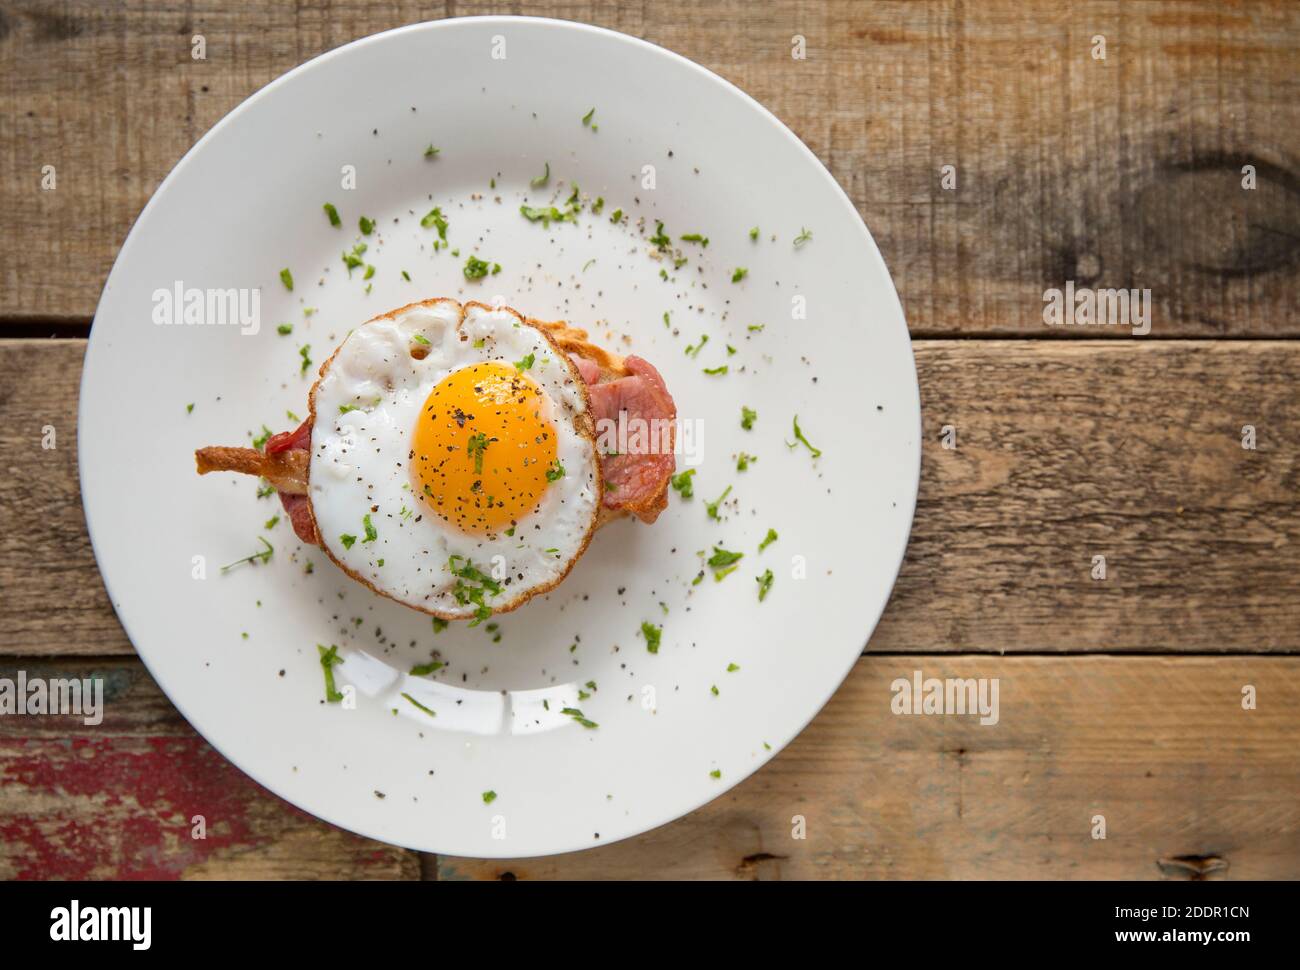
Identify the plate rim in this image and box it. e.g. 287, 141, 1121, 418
78, 14, 921, 858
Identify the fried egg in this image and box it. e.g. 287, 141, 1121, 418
308, 299, 601, 619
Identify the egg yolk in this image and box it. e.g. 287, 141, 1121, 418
411, 361, 559, 534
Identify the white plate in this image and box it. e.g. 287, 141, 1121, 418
80, 17, 920, 858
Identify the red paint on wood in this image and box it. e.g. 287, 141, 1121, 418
1, 736, 320, 879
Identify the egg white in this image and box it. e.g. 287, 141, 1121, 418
307, 299, 601, 618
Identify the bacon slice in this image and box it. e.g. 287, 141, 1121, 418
278, 492, 319, 545
571, 355, 603, 385
265, 418, 313, 455
585, 356, 676, 523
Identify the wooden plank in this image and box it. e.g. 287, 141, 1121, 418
881, 339, 1300, 652
3, 339, 1297, 656
1, 0, 1295, 334
438, 655, 1300, 879
0, 659, 420, 879
0, 341, 113, 656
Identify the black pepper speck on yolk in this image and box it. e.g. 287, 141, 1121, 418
411, 361, 557, 533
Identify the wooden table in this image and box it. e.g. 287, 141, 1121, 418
2, 0, 1297, 880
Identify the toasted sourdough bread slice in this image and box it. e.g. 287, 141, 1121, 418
195, 300, 675, 545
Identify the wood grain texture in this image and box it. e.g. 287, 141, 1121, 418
3, 339, 1297, 656
0, 0, 1295, 334
2, 655, 1293, 879
439, 655, 1300, 879
0, 659, 420, 879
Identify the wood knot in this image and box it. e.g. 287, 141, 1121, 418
1157, 854, 1229, 880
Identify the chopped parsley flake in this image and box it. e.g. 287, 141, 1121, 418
363, 264, 375, 280
277, 323, 293, 336
736, 452, 756, 472
530, 162, 550, 188
610, 208, 623, 223
424, 144, 440, 158
186, 402, 194, 414
340, 534, 356, 549
342, 242, 367, 272
749, 226, 759, 240
640, 621, 662, 654
759, 528, 778, 552
670, 468, 695, 499
757, 568, 774, 601
359, 216, 375, 235
786, 414, 822, 458
710, 769, 721, 779
794, 226, 813, 247
410, 660, 445, 676
591, 197, 605, 215
703, 365, 728, 376
323, 202, 341, 227
317, 644, 344, 703
707, 545, 744, 579
582, 107, 595, 126
279, 268, 293, 291
420, 207, 448, 239
467, 432, 490, 473
562, 707, 599, 729
401, 692, 436, 716
680, 233, 709, 246
482, 790, 497, 804
546, 460, 566, 482
264, 515, 279, 530
412, 333, 431, 346
402, 269, 411, 281
710, 684, 719, 696
432, 617, 449, 633
252, 425, 273, 450
220, 536, 273, 572
727, 663, 740, 672
705, 485, 732, 521
299, 344, 312, 375
520, 203, 577, 225
741, 406, 757, 430
514, 353, 535, 372
362, 513, 378, 543
463, 255, 500, 279
731, 267, 748, 283
649, 221, 671, 250
685, 334, 709, 357
448, 555, 502, 626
